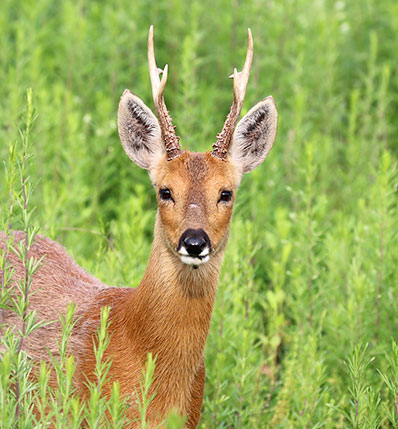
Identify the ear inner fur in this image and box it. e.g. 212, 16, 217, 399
229, 96, 278, 173
118, 89, 163, 169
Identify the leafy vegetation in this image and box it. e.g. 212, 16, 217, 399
1, 0, 398, 426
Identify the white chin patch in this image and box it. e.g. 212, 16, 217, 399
177, 246, 210, 266
180, 255, 210, 266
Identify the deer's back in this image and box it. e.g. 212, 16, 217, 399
0, 231, 129, 363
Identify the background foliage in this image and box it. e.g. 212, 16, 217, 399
1, 0, 398, 427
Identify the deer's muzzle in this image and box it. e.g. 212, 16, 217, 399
177, 228, 211, 265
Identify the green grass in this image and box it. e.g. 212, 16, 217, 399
1, 0, 398, 427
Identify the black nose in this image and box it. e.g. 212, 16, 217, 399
179, 228, 211, 257
184, 236, 206, 256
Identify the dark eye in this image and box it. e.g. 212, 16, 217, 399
159, 188, 173, 201
219, 190, 233, 203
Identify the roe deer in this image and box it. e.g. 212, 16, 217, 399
0, 26, 277, 427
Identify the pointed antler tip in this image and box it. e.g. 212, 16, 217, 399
248, 29, 253, 46
148, 27, 154, 46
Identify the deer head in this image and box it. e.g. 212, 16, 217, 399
118, 26, 277, 268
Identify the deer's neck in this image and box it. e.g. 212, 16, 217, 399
127, 215, 225, 361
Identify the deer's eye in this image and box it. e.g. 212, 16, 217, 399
219, 190, 233, 203
159, 188, 173, 201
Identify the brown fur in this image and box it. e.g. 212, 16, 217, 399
0, 151, 241, 427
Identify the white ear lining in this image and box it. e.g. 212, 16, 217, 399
117, 90, 164, 170
229, 96, 278, 173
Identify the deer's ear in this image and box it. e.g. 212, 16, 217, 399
118, 90, 164, 169
229, 96, 278, 173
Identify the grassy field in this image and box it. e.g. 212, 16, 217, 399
1, 0, 398, 427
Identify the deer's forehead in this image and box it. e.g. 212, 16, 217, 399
154, 151, 239, 188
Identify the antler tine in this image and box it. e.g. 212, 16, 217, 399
231, 28, 253, 104
148, 25, 182, 161
212, 29, 253, 159
148, 25, 168, 104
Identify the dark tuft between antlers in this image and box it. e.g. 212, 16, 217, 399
211, 29, 253, 160
148, 25, 182, 161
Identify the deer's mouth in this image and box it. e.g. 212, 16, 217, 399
178, 247, 210, 266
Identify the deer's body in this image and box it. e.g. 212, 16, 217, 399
0, 28, 277, 427
1, 212, 214, 426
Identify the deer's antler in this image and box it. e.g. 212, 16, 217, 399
148, 25, 182, 161
211, 29, 253, 159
